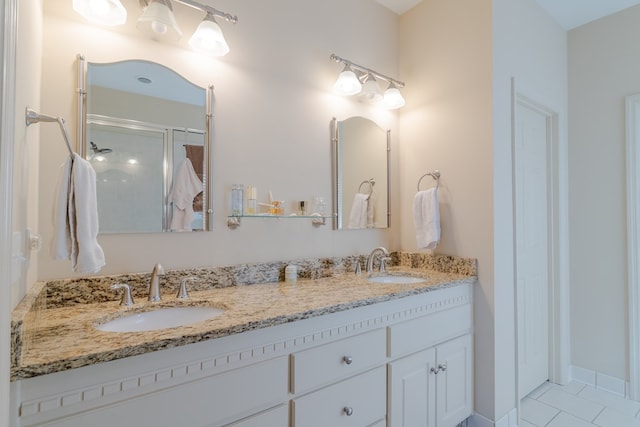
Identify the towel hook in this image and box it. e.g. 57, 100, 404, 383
417, 170, 440, 191
358, 178, 375, 200
25, 107, 75, 157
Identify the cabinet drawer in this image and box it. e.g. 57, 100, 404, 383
291, 328, 386, 393
388, 304, 471, 358
292, 366, 386, 427
225, 404, 288, 427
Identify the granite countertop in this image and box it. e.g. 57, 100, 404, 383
11, 253, 477, 381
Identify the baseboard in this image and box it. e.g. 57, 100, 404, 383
468, 408, 518, 427
571, 365, 627, 397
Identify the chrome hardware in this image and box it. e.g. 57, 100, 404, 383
366, 247, 390, 273
148, 263, 165, 302
343, 407, 354, 416
343, 356, 353, 365
111, 283, 134, 306
354, 258, 362, 275
177, 276, 197, 299
431, 364, 447, 375
379, 256, 392, 273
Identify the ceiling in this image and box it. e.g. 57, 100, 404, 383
375, 0, 640, 30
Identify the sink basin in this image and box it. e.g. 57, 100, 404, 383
96, 306, 224, 333
367, 275, 426, 284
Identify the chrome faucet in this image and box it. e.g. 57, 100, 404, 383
148, 263, 165, 302
366, 247, 391, 273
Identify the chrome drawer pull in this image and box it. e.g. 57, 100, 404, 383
430, 366, 440, 374
343, 356, 353, 365
343, 406, 354, 416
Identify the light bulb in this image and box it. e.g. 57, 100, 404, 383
333, 65, 361, 96
383, 84, 405, 109
151, 20, 168, 34
89, 0, 109, 16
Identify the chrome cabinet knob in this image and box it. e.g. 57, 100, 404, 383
343, 356, 353, 365
343, 406, 354, 416
438, 363, 447, 372
430, 366, 439, 374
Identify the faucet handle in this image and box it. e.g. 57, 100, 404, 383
153, 263, 165, 275
177, 276, 197, 300
354, 258, 362, 275
111, 283, 135, 306
380, 256, 392, 273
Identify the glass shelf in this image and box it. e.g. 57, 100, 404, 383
226, 214, 332, 228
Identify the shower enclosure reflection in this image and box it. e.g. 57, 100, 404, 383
78, 55, 212, 233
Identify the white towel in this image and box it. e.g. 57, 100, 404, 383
348, 193, 369, 229
168, 158, 202, 231
52, 153, 105, 273
413, 188, 440, 249
366, 192, 376, 228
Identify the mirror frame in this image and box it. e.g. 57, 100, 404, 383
77, 53, 213, 232
331, 117, 391, 230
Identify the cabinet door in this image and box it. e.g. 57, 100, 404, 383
388, 347, 437, 427
435, 334, 473, 427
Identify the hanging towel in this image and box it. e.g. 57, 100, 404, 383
168, 158, 202, 231
413, 188, 440, 249
348, 193, 369, 229
52, 153, 105, 273
366, 192, 376, 228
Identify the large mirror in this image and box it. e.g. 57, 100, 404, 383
78, 55, 212, 233
332, 117, 390, 230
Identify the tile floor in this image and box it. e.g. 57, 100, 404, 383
521, 381, 640, 427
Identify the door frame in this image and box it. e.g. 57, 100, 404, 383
626, 93, 640, 400
1, 0, 18, 424
512, 82, 570, 402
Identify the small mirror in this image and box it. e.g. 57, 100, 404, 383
332, 117, 390, 229
78, 55, 212, 233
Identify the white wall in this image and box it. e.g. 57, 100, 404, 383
36, 0, 401, 280
568, 5, 640, 381
398, 0, 495, 419
493, 0, 568, 418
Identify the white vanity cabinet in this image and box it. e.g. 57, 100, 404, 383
11, 283, 473, 427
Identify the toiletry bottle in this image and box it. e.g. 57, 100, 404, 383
246, 186, 257, 214
231, 184, 244, 216
299, 200, 307, 216
314, 196, 326, 215
285, 264, 298, 283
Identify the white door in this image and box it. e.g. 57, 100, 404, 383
515, 99, 550, 399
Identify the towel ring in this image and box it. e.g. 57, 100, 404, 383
358, 178, 375, 200
417, 170, 440, 191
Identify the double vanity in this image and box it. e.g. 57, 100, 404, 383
10, 252, 476, 427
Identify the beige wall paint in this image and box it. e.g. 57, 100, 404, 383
568, 5, 640, 380
36, 0, 400, 280
399, 0, 495, 419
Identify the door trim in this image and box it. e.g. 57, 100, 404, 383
626, 93, 640, 400
512, 80, 570, 402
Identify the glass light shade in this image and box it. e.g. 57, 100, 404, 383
383, 84, 405, 109
333, 65, 362, 96
358, 74, 383, 104
136, 0, 183, 41
72, 0, 127, 26
188, 15, 230, 56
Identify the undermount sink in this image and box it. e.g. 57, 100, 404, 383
367, 275, 426, 284
95, 306, 224, 333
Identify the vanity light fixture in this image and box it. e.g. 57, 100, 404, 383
330, 54, 405, 109
72, 0, 127, 26
73, 0, 238, 55
137, 0, 238, 55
